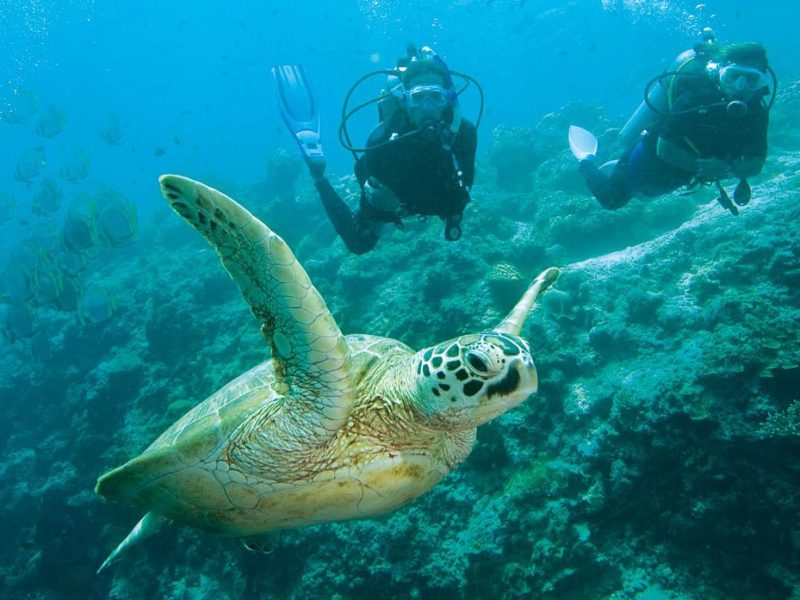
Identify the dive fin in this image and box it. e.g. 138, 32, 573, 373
97, 512, 169, 574
568, 125, 598, 161
271, 65, 324, 163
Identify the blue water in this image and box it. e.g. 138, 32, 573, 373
1, 1, 796, 225
1, 1, 799, 598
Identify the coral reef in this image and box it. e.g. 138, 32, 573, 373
1, 88, 800, 599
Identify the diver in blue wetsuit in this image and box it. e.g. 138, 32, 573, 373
570, 34, 775, 216
273, 45, 480, 254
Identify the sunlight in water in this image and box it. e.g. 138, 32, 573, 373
600, 0, 709, 35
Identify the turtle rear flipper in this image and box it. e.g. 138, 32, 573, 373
159, 175, 355, 442
97, 512, 169, 574
242, 531, 281, 554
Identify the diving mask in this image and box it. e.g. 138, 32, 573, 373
719, 64, 769, 95
405, 85, 450, 110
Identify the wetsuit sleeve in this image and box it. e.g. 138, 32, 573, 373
314, 178, 379, 255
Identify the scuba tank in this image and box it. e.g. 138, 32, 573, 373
619, 55, 675, 147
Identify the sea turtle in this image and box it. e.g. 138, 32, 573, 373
95, 174, 559, 571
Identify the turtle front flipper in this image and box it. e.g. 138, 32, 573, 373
494, 267, 560, 335
159, 174, 354, 441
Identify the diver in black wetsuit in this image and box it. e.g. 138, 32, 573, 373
279, 46, 478, 254
569, 36, 774, 216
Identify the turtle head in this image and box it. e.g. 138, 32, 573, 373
411, 267, 560, 431
412, 332, 538, 430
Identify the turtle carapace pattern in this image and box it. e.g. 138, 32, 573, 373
94, 174, 560, 572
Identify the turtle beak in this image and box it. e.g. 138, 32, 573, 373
478, 356, 538, 423
511, 355, 538, 398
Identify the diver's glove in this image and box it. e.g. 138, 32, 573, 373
364, 177, 401, 213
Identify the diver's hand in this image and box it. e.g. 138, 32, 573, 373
364, 177, 401, 212
695, 157, 731, 180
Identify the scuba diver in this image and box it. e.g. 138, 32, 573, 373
272, 45, 480, 254
569, 30, 775, 216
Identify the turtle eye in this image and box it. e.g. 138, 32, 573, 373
466, 351, 490, 374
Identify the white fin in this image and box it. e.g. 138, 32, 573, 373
568, 126, 598, 161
